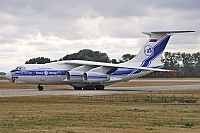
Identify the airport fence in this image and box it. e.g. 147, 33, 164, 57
77, 92, 199, 103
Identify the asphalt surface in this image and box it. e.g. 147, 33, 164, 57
1, 79, 200, 83
0, 85, 199, 97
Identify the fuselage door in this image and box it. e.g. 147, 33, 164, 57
40, 76, 46, 81
40, 71, 48, 81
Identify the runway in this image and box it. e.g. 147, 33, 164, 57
1, 79, 200, 83
0, 84, 199, 97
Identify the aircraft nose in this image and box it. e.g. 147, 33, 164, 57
5, 72, 12, 80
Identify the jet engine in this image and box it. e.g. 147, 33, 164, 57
66, 71, 83, 82
83, 72, 110, 82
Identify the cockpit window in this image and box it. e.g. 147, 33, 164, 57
15, 66, 25, 70
11, 66, 26, 72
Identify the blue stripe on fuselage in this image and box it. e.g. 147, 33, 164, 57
12, 69, 133, 77
11, 70, 68, 76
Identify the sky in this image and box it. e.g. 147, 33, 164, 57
0, 0, 199, 72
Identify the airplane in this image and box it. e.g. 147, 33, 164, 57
5, 30, 195, 91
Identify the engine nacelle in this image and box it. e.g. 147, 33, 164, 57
66, 71, 84, 82
83, 72, 110, 82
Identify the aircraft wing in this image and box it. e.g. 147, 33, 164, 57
59, 60, 176, 72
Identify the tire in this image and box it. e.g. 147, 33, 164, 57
83, 85, 95, 90
96, 85, 105, 90
74, 87, 82, 90
38, 85, 43, 91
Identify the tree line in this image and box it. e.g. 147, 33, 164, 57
25, 49, 200, 78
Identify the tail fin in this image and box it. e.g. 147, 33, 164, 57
123, 30, 195, 68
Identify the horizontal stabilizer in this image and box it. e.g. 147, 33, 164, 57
143, 30, 195, 35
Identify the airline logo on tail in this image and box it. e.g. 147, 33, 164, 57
144, 38, 158, 56
144, 45, 153, 56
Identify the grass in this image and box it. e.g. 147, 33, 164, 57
0, 91, 200, 133
110, 79, 200, 87
0, 79, 199, 132
79, 90, 200, 104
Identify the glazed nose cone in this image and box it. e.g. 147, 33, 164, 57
5, 72, 12, 81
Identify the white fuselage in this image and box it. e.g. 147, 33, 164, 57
7, 61, 152, 87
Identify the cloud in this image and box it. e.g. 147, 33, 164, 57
0, 0, 199, 72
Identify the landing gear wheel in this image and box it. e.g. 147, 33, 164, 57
83, 85, 95, 90
38, 85, 43, 91
74, 87, 82, 90
96, 85, 105, 90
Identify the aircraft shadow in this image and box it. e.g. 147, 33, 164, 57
44, 88, 147, 92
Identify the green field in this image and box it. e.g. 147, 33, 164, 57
0, 78, 199, 132
0, 91, 200, 133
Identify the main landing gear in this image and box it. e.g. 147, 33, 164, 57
74, 87, 82, 90
73, 85, 105, 90
37, 85, 104, 91
38, 85, 44, 91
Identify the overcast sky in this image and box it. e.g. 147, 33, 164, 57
0, 0, 199, 72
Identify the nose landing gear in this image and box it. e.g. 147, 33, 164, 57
38, 85, 43, 91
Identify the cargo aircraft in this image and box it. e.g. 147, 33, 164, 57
5, 30, 194, 91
